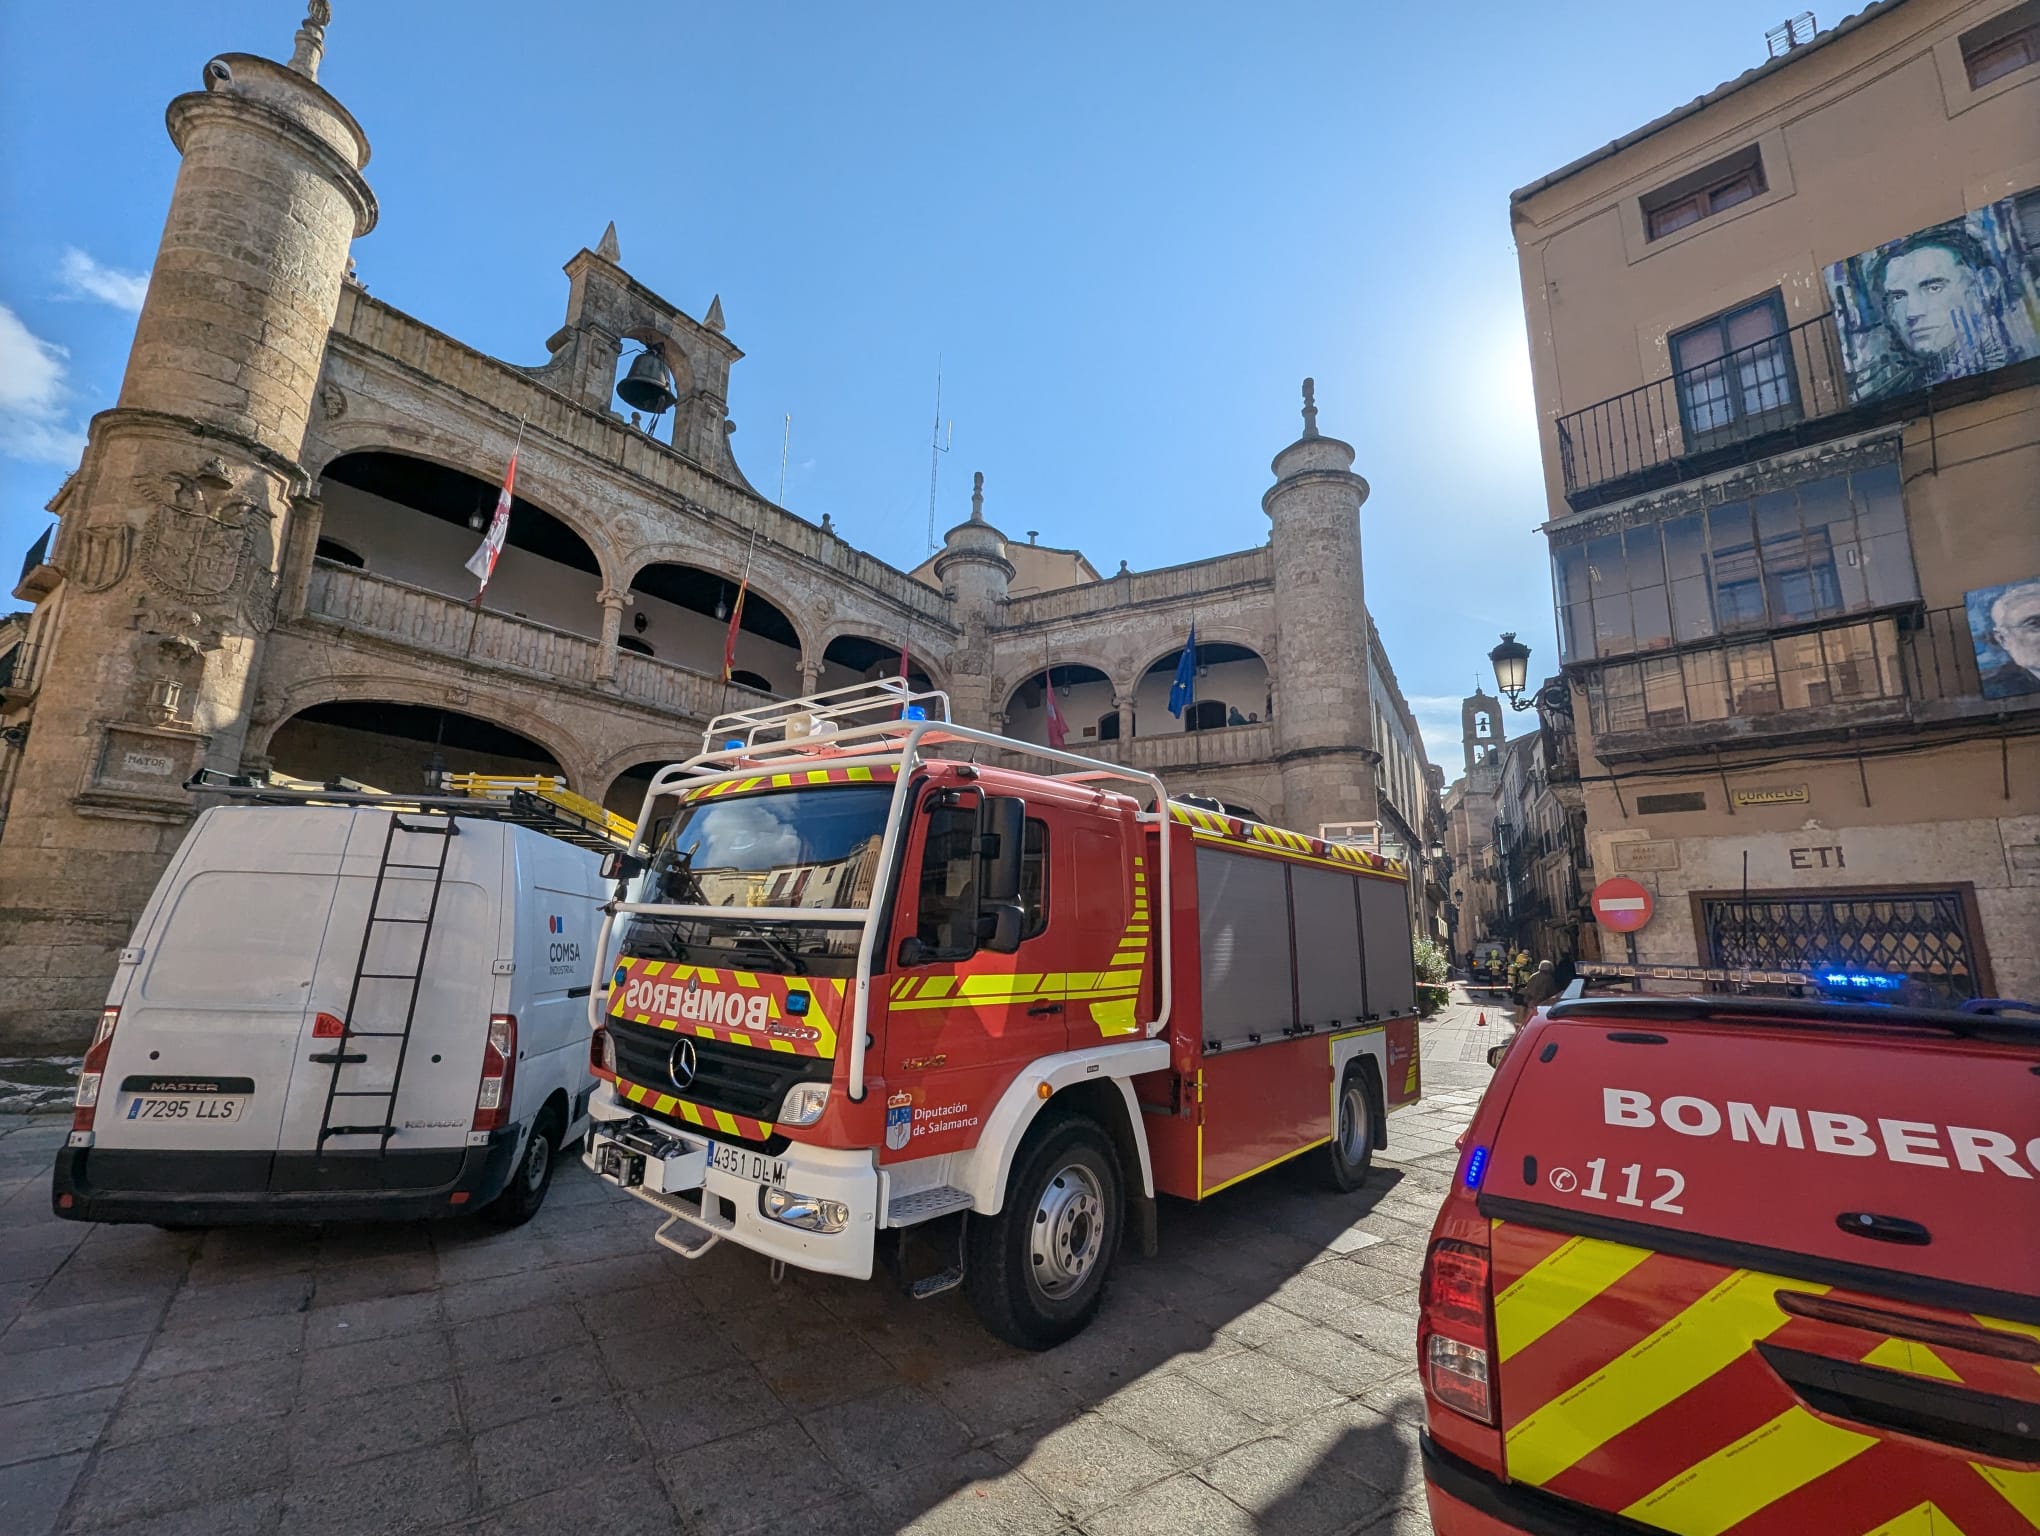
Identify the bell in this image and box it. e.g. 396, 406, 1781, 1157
616, 345, 679, 415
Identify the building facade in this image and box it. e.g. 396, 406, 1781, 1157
1511, 0, 2040, 1002
0, 10, 1442, 1047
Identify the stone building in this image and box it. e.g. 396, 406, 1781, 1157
1511, 0, 2040, 1002
0, 8, 1443, 1048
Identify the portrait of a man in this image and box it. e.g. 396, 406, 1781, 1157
1827, 195, 2040, 403
1966, 576, 2040, 700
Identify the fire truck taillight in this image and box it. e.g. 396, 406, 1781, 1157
472, 1014, 517, 1133
1418, 1238, 1496, 1425
73, 1007, 120, 1133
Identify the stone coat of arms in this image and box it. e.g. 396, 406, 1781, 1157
138, 459, 275, 616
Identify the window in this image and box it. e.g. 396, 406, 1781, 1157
314, 538, 365, 569
1183, 700, 1228, 732
1962, 3, 2040, 87
616, 635, 653, 656
1551, 465, 1917, 664
1642, 146, 1766, 240
915, 809, 1048, 953
728, 669, 774, 694
1671, 292, 1797, 440
1096, 710, 1121, 742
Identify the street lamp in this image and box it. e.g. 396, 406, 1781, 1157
1489, 632, 1535, 711
1428, 838, 1445, 862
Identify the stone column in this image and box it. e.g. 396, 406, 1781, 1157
595, 588, 628, 682
0, 10, 375, 1049
1115, 692, 1138, 740
799, 659, 822, 697
1264, 380, 1377, 839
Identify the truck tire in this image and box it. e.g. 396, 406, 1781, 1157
482, 1111, 558, 1227
965, 1114, 1122, 1351
1322, 1065, 1377, 1192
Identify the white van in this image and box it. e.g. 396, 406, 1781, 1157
52, 780, 611, 1226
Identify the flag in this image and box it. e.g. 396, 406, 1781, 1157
1168, 623, 1197, 717
463, 452, 517, 599
721, 577, 748, 682
1043, 667, 1068, 749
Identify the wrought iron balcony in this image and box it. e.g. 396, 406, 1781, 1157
1556, 313, 1849, 508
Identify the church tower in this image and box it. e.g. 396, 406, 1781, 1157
1264, 380, 1377, 835
1462, 688, 1505, 779
930, 472, 1012, 730
0, 5, 375, 1044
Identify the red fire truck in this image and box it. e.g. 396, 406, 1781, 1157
584, 681, 1420, 1347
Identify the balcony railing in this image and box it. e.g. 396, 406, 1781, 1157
1579, 605, 2027, 758
1557, 313, 1849, 508
300, 563, 774, 722
1051, 722, 1273, 772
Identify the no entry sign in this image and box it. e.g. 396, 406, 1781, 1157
1591, 877, 1655, 933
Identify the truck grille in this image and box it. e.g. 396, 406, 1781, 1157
609, 1017, 827, 1133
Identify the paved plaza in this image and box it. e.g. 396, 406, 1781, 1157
0, 996, 1502, 1536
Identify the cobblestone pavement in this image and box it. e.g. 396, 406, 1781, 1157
0, 998, 1497, 1536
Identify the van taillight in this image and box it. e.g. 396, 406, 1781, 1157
589, 1027, 617, 1083
1418, 1237, 1496, 1425
73, 1007, 120, 1132
472, 1014, 517, 1133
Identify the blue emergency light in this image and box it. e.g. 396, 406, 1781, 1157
786, 991, 810, 1015
904, 705, 927, 721
724, 738, 744, 750
1463, 1145, 1490, 1190
1821, 971, 1902, 991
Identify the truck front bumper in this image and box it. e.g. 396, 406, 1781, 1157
585, 1087, 879, 1279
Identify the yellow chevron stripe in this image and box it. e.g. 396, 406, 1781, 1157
1861, 1338, 1961, 1382
732, 971, 758, 989
1494, 1234, 1655, 1362
1976, 1465, 2040, 1529
1504, 1269, 1827, 1487
1859, 1505, 1968, 1536
1975, 1316, 2040, 1376
1619, 1406, 1874, 1535
1091, 998, 1139, 1036
847, 766, 873, 780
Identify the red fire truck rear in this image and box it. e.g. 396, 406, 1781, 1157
583, 680, 1420, 1347
1418, 994, 2039, 1534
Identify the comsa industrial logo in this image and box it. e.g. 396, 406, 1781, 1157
545, 914, 580, 974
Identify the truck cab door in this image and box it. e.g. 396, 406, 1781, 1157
877, 791, 1064, 1163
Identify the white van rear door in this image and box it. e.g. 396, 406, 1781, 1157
275, 814, 500, 1156
101, 829, 342, 1152
513, 829, 605, 1116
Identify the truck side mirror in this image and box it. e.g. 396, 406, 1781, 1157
977, 901, 1025, 955
980, 795, 1025, 904
1486, 1042, 1510, 1069
601, 849, 645, 883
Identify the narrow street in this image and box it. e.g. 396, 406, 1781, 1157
0, 994, 1501, 1536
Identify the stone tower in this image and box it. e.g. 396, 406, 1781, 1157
1264, 380, 1376, 835
1462, 689, 1504, 776
931, 472, 1013, 729
0, 5, 375, 1044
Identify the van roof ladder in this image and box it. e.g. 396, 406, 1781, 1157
315, 811, 460, 1152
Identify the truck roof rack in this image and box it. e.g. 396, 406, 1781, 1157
184, 769, 635, 853
1544, 993, 2040, 1045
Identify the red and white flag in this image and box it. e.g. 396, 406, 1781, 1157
1043, 668, 1068, 749
464, 451, 517, 599
721, 577, 749, 682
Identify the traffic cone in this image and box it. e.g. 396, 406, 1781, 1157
1477, 1012, 1487, 1028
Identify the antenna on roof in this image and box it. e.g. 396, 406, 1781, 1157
926, 361, 952, 555
1765, 11, 1816, 57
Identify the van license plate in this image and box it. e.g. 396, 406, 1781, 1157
126, 1095, 249, 1122
708, 1141, 787, 1186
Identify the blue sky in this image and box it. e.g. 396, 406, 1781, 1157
0, 0, 1803, 770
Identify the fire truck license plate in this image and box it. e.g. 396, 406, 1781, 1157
708, 1141, 787, 1186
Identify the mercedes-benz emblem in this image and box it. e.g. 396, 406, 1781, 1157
667, 1037, 699, 1091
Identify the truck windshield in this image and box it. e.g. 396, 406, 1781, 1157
618, 785, 892, 977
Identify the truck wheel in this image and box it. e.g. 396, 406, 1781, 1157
965, 1115, 1122, 1351
482, 1113, 557, 1227
1322, 1068, 1376, 1192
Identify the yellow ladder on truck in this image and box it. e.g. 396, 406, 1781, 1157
439, 773, 638, 847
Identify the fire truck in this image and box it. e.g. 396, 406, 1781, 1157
584, 680, 1420, 1347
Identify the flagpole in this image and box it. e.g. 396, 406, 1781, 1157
465, 418, 528, 667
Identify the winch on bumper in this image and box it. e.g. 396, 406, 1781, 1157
585, 1090, 879, 1278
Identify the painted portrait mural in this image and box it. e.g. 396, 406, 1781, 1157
1966, 575, 2040, 701
1826, 189, 2040, 403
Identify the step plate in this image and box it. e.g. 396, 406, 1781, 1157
887, 1184, 972, 1227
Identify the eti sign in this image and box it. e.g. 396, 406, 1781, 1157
1590, 877, 1655, 934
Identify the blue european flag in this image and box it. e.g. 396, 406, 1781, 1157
1167, 624, 1197, 718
